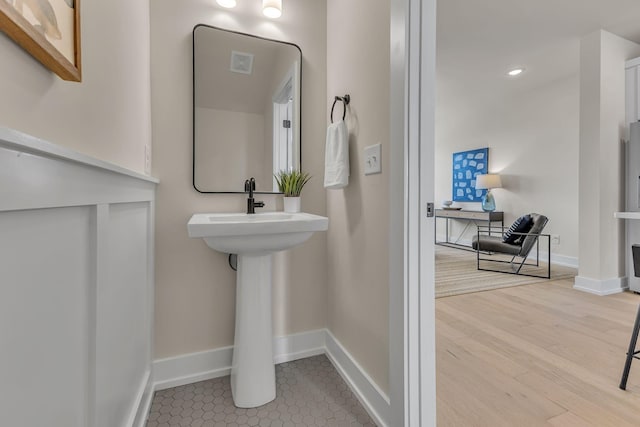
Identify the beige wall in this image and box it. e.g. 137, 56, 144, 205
151, 0, 328, 358
326, 0, 391, 394
0, 0, 151, 173
578, 30, 640, 281
435, 74, 580, 262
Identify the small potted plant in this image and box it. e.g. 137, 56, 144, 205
274, 169, 311, 213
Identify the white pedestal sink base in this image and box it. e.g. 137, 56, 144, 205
230, 254, 276, 408
187, 212, 329, 408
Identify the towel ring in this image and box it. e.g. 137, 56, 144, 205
331, 94, 351, 123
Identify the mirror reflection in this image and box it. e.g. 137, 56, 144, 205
193, 25, 302, 193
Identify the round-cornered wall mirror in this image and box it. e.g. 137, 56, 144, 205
193, 25, 302, 193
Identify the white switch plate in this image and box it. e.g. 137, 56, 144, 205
364, 143, 382, 175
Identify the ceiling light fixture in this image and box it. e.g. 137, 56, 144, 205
216, 0, 237, 8
262, 0, 282, 18
507, 68, 524, 77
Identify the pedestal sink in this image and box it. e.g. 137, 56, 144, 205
187, 211, 328, 408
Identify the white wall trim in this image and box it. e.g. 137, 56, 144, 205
1, 128, 156, 427
129, 370, 154, 427
325, 331, 390, 427
573, 275, 628, 295
0, 127, 157, 184
273, 329, 326, 364
151, 329, 390, 427
627, 56, 640, 69
153, 346, 233, 391
526, 250, 578, 269
153, 329, 326, 391
547, 253, 579, 268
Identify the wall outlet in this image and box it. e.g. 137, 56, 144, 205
551, 234, 560, 245
144, 144, 151, 175
364, 143, 382, 175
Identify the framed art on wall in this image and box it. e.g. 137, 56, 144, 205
452, 147, 488, 202
0, 0, 81, 81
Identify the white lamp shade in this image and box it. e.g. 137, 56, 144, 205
475, 174, 502, 190
216, 0, 237, 8
263, 0, 282, 18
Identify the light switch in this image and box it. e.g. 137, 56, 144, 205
364, 143, 382, 175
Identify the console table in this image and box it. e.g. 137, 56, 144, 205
435, 209, 504, 250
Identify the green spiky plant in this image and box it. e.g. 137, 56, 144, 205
274, 170, 311, 197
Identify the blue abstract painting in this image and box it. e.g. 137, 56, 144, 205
452, 148, 488, 202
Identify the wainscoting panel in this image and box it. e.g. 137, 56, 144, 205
0, 207, 93, 427
0, 128, 157, 427
96, 203, 154, 427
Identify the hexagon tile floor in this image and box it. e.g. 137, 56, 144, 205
145, 354, 377, 427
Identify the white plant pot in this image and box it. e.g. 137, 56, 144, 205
283, 197, 301, 213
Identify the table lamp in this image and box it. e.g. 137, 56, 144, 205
475, 174, 502, 212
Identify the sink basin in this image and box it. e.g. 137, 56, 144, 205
188, 211, 328, 254
187, 211, 328, 408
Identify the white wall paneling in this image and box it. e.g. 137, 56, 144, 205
0, 128, 157, 427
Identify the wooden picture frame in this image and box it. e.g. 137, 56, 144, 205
0, 0, 81, 82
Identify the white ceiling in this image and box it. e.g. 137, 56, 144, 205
436, 0, 640, 117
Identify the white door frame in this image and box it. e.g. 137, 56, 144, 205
389, 0, 437, 425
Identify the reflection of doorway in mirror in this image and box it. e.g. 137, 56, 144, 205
272, 66, 296, 191
273, 100, 293, 188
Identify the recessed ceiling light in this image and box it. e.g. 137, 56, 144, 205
507, 68, 524, 77
216, 0, 237, 8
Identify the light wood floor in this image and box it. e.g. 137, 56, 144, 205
436, 278, 640, 426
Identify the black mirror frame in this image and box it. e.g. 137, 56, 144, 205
192, 24, 303, 194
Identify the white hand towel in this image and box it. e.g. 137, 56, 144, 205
324, 120, 349, 189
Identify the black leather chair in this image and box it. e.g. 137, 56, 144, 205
471, 213, 550, 278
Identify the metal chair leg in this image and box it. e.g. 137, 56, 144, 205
620, 304, 640, 390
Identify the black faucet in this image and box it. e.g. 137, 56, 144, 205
244, 177, 265, 214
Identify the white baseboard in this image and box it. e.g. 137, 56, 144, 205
273, 329, 326, 364
153, 329, 326, 391
526, 251, 578, 268
150, 329, 389, 427
153, 346, 234, 391
325, 331, 391, 427
131, 370, 154, 427
548, 252, 578, 268
573, 275, 628, 295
